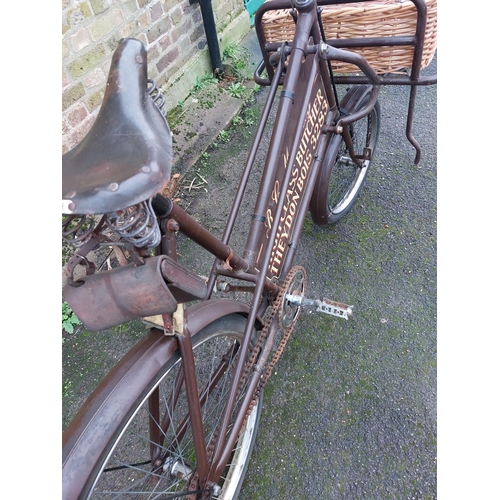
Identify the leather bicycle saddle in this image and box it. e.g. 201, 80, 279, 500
62, 38, 173, 215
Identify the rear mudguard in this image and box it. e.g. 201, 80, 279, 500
62, 298, 261, 500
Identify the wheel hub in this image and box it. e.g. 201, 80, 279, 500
163, 457, 193, 480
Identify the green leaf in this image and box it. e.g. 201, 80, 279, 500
62, 321, 75, 334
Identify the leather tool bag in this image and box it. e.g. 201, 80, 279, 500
64, 255, 178, 332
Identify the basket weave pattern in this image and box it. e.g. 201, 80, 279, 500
261, 0, 438, 74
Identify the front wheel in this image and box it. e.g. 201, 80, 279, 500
67, 314, 262, 499
310, 85, 380, 224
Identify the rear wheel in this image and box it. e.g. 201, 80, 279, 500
310, 86, 380, 224
79, 315, 262, 499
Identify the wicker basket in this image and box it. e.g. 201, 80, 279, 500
260, 0, 437, 74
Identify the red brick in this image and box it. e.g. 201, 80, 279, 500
150, 2, 164, 22
156, 46, 179, 73
159, 33, 171, 52
66, 116, 96, 150
67, 103, 89, 127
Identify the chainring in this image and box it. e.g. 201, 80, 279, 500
279, 266, 307, 331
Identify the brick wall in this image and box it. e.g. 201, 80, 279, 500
62, 0, 249, 153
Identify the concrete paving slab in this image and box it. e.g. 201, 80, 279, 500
170, 27, 263, 177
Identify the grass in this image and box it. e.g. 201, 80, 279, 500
193, 73, 218, 91
227, 82, 246, 98
62, 301, 81, 335
222, 43, 251, 80
62, 379, 73, 399
233, 106, 259, 128
217, 130, 230, 143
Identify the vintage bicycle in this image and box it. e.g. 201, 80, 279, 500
62, 0, 437, 498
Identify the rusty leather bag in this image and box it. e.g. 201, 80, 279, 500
64, 255, 177, 331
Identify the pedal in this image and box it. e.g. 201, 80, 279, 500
285, 295, 353, 320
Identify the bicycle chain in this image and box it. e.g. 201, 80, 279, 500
242, 265, 307, 421
198, 266, 306, 499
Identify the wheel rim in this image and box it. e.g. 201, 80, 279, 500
86, 323, 260, 499
218, 402, 259, 499
327, 101, 377, 217
328, 152, 369, 216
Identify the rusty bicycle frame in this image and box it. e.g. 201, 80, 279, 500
158, 0, 382, 484
62, 0, 436, 497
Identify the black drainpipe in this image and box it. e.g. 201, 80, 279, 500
190, 0, 224, 75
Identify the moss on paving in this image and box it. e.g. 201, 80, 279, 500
62, 320, 144, 428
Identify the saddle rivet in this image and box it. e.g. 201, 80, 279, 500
141, 166, 151, 173
108, 182, 119, 192
136, 55, 143, 64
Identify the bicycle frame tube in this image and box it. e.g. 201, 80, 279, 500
209, 110, 336, 479
203, 49, 287, 299
208, 0, 341, 482
167, 201, 250, 273
80, 0, 386, 491
148, 0, 383, 488
207, 4, 315, 471
176, 325, 211, 483
243, 8, 331, 278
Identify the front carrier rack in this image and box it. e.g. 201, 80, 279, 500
254, 0, 438, 164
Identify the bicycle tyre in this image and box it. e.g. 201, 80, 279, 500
64, 314, 262, 499
310, 85, 380, 224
